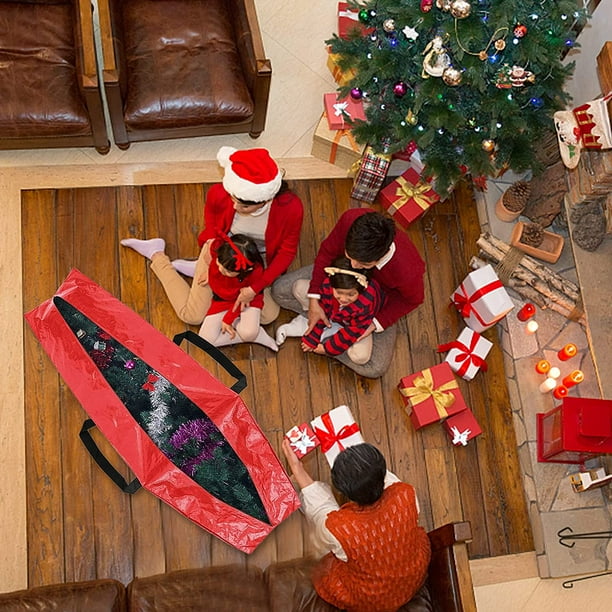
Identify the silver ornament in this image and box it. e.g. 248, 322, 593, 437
383, 19, 396, 33
442, 67, 462, 86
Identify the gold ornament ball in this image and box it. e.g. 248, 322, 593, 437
442, 67, 462, 86
450, 0, 471, 19
405, 109, 418, 125
494, 39, 506, 51
382, 19, 396, 33
482, 139, 496, 152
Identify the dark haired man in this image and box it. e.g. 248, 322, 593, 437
281, 440, 431, 612
272, 208, 425, 377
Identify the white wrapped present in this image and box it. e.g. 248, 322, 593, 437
310, 404, 364, 467
437, 327, 493, 381
451, 264, 513, 332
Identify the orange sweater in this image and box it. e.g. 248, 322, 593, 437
313, 483, 431, 612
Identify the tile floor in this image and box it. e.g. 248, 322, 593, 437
1, 0, 612, 608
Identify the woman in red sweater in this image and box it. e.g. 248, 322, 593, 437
282, 441, 431, 612
121, 147, 304, 326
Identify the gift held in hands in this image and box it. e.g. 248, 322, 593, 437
437, 327, 492, 381
310, 404, 364, 466
398, 362, 467, 430
452, 264, 513, 333
285, 423, 320, 459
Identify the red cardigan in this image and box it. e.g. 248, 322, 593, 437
198, 184, 304, 294
309, 208, 425, 329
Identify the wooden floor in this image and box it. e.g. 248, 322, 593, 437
21, 178, 533, 588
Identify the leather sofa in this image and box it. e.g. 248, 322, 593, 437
0, 522, 476, 611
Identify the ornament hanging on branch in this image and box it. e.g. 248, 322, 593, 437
513, 24, 528, 38
482, 139, 496, 152
494, 64, 535, 89
442, 67, 463, 86
422, 36, 452, 77
450, 0, 471, 19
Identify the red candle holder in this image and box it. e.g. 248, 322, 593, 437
517, 303, 536, 321
535, 360, 550, 375
557, 343, 577, 361
562, 370, 584, 389
553, 385, 569, 399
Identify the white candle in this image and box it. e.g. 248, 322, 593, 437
548, 367, 561, 379
526, 320, 539, 334
539, 377, 556, 393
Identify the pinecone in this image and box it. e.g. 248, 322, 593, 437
520, 222, 544, 248
503, 181, 531, 212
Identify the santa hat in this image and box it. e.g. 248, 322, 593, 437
217, 147, 283, 202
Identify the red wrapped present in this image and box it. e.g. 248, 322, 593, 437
398, 362, 467, 430
437, 327, 492, 381
443, 409, 482, 446
327, 49, 357, 87
324, 93, 366, 130
350, 146, 391, 203
285, 423, 320, 459
379, 167, 439, 229
311, 404, 364, 466
452, 264, 513, 333
337, 2, 373, 38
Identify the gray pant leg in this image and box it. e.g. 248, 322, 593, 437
271, 265, 314, 314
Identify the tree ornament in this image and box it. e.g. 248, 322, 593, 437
482, 139, 495, 152
393, 81, 408, 97
420, 0, 433, 11
478, 51, 488, 61
403, 25, 419, 41
495, 64, 535, 88
383, 19, 396, 33
405, 109, 418, 125
350, 87, 363, 100
442, 67, 462, 86
450, 0, 471, 19
422, 36, 452, 77
494, 39, 506, 51
513, 24, 527, 38
436, 0, 452, 11
358, 8, 370, 23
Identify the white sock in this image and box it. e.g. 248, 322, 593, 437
253, 327, 280, 352
120, 238, 165, 260
275, 314, 309, 345
171, 258, 197, 277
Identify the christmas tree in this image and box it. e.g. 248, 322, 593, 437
328, 0, 589, 193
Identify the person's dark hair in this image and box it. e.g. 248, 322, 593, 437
327, 256, 372, 294
215, 234, 263, 281
331, 443, 387, 506
345, 212, 396, 264
234, 179, 290, 206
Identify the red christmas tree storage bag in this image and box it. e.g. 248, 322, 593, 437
24, 269, 300, 554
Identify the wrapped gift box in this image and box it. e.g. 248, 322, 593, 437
311, 113, 365, 170
350, 146, 391, 203
437, 327, 492, 381
452, 264, 513, 333
337, 2, 373, 38
398, 362, 467, 430
379, 167, 439, 229
324, 93, 366, 130
443, 409, 482, 446
311, 404, 364, 466
326, 49, 357, 87
285, 423, 320, 459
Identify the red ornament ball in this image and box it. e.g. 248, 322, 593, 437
393, 81, 408, 97
350, 87, 363, 100
514, 24, 528, 38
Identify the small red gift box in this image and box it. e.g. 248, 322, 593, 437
437, 327, 492, 381
379, 167, 439, 229
398, 362, 467, 430
285, 423, 320, 459
443, 409, 482, 446
324, 93, 366, 130
337, 2, 373, 38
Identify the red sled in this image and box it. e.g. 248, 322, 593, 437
24, 269, 300, 554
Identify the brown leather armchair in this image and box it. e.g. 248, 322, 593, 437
98, 0, 272, 149
0, 0, 110, 154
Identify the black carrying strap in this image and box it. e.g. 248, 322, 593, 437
79, 419, 142, 494
172, 330, 247, 394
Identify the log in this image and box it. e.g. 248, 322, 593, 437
477, 233, 580, 302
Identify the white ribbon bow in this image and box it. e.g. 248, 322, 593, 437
333, 102, 350, 117
338, 10, 359, 21
451, 426, 471, 446
290, 429, 317, 455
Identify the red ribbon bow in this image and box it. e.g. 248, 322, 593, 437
437, 333, 488, 378
141, 373, 159, 391
313, 411, 360, 454
452, 279, 502, 328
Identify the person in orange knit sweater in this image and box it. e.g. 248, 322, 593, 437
281, 440, 431, 612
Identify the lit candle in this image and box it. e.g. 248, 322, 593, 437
539, 378, 556, 393
517, 303, 536, 321
548, 367, 561, 380
557, 343, 577, 361
553, 385, 569, 400
525, 320, 539, 334
562, 370, 584, 388
535, 360, 550, 374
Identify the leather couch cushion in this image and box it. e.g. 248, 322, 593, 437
0, 579, 126, 612
119, 0, 254, 130
128, 565, 269, 612
0, 0, 91, 137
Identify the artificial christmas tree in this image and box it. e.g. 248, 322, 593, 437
327, 0, 589, 193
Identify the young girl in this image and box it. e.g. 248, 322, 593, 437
276, 257, 383, 365
198, 233, 278, 351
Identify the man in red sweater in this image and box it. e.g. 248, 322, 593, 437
272, 209, 425, 377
